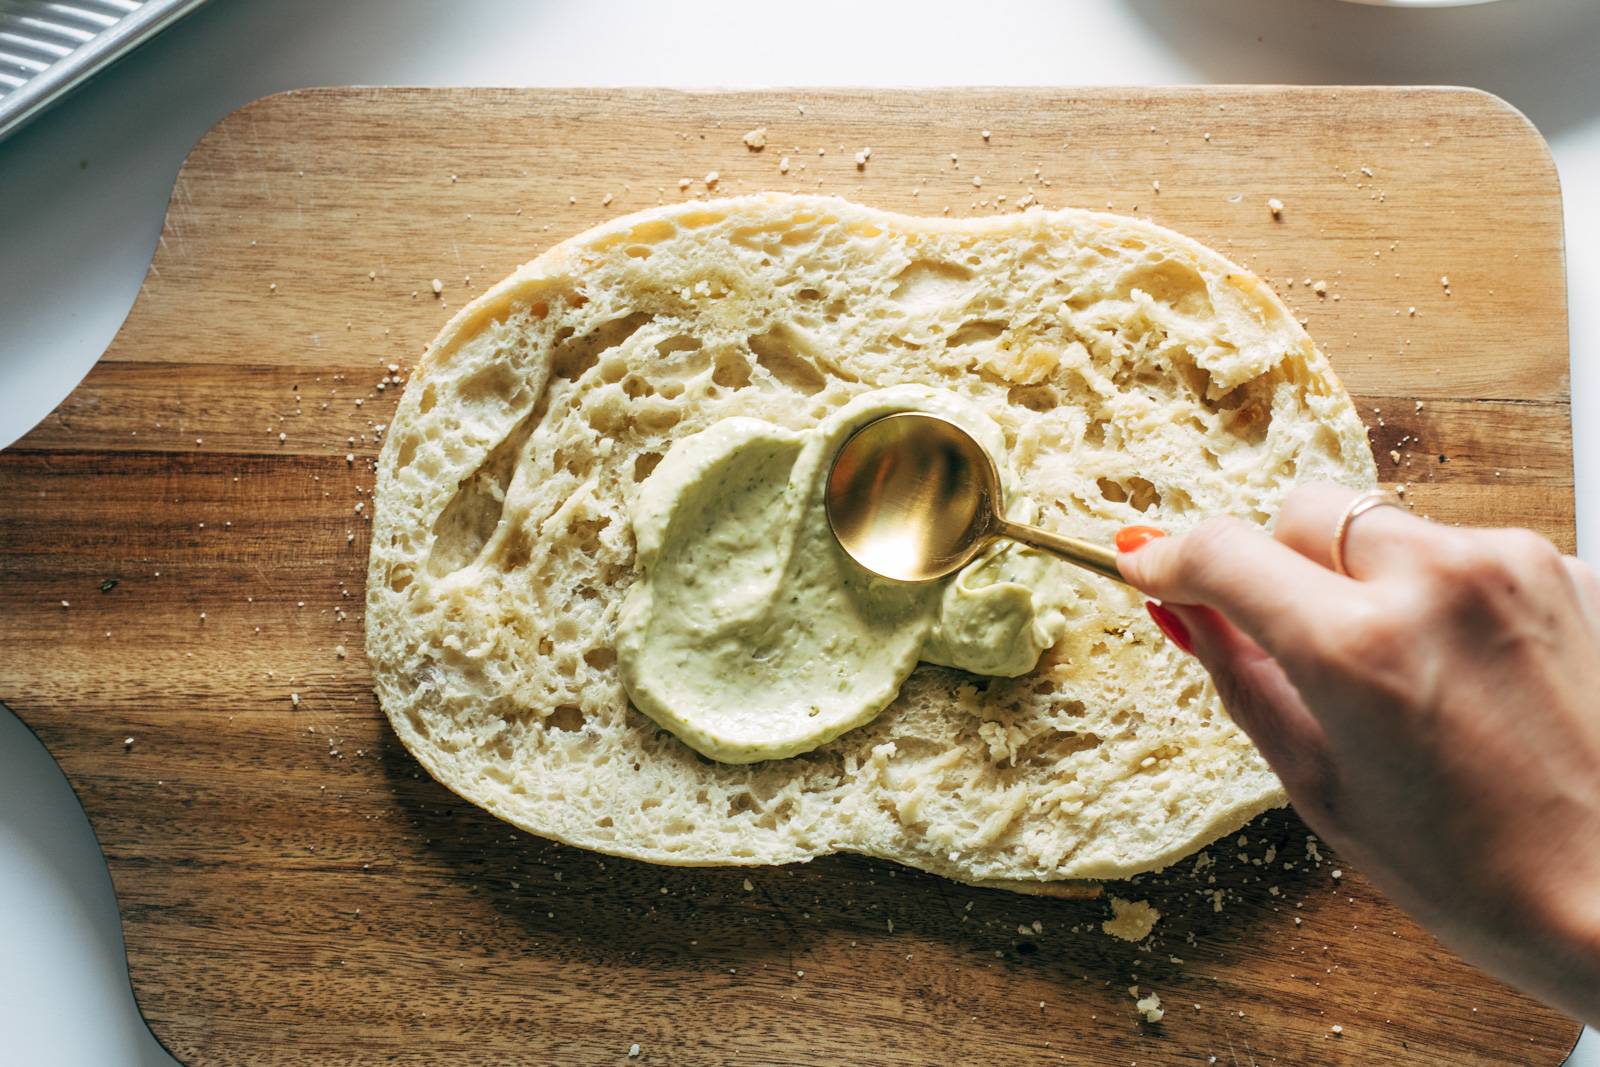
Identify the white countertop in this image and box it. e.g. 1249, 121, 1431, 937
2, 0, 1596, 1062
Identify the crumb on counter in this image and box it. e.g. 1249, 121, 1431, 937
1267, 197, 1284, 219
431, 278, 443, 295
743, 127, 767, 151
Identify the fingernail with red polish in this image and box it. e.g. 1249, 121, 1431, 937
1146, 601, 1194, 656
1116, 525, 1166, 553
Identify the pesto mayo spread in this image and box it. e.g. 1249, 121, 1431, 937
616, 385, 1075, 763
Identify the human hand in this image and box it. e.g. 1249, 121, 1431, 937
1117, 483, 1600, 1026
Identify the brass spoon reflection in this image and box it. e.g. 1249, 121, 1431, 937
825, 412, 1128, 585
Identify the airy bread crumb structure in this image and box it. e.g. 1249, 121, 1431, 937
366, 194, 1374, 892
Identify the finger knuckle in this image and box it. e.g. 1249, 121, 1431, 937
1427, 530, 1564, 609
1502, 529, 1564, 577
1426, 533, 1512, 591
1177, 517, 1255, 588
1566, 557, 1600, 599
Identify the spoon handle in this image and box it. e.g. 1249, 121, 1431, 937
993, 519, 1129, 586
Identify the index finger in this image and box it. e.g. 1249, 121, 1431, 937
1117, 515, 1363, 664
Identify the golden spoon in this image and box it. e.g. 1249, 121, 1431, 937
825, 412, 1128, 585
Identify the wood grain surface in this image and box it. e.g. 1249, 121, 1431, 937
0, 88, 1577, 1065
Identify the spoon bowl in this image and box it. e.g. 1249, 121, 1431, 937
825, 412, 1127, 586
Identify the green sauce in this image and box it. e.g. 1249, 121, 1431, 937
616, 385, 1075, 763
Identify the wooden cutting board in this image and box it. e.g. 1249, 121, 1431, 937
0, 88, 1577, 1066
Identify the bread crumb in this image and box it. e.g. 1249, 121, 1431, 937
431, 278, 443, 295
123, 737, 134, 749
1151, 179, 1161, 194
677, 177, 692, 190
627, 1042, 641, 1058
1102, 897, 1161, 942
291, 693, 301, 707
854, 147, 872, 168
980, 129, 991, 141
602, 192, 614, 207
1132, 988, 1164, 1023
704, 171, 719, 187
743, 127, 768, 151
1331, 1024, 1344, 1035
335, 644, 347, 659
971, 176, 982, 188
1331, 868, 1343, 880
1312, 279, 1328, 296
778, 156, 790, 175
1267, 197, 1284, 219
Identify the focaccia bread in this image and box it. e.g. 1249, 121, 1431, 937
366, 194, 1374, 890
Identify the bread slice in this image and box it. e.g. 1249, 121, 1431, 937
365, 194, 1374, 890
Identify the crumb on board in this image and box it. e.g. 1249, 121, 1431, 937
627, 1043, 641, 1058
742, 127, 767, 151
1267, 197, 1284, 219
854, 147, 872, 168
431, 278, 443, 295
778, 156, 790, 175
1103, 897, 1161, 942
704, 171, 719, 187
1130, 987, 1164, 1024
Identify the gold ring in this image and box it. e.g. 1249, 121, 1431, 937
1330, 489, 1404, 577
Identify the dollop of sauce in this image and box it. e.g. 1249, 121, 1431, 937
616, 385, 1075, 763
